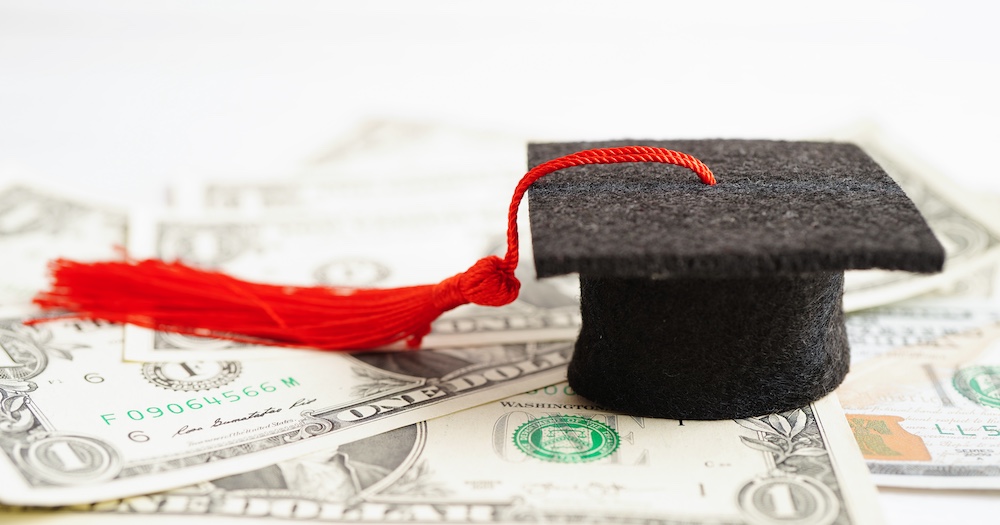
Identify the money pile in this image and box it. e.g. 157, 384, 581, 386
832, 129, 1000, 493
1, 121, 996, 523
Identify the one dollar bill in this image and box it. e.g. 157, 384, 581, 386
2, 385, 883, 525
0, 316, 571, 506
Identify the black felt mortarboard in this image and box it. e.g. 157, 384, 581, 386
527, 139, 945, 420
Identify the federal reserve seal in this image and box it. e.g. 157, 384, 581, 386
953, 365, 1000, 409
513, 415, 619, 463
142, 361, 241, 391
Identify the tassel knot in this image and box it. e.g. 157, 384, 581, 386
433, 256, 520, 311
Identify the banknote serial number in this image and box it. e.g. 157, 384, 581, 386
99, 378, 299, 425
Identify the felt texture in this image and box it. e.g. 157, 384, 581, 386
567, 272, 848, 420
528, 140, 945, 279
526, 139, 943, 420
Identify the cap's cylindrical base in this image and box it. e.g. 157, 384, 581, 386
567, 272, 849, 420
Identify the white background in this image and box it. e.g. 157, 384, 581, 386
2, 1, 999, 205
1, 1, 998, 521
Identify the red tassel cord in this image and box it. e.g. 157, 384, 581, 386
31, 146, 715, 350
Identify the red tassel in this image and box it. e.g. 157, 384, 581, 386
31, 147, 715, 351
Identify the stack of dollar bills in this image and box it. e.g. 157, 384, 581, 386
1, 122, 998, 524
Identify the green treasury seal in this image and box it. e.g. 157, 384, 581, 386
953, 365, 1000, 409
513, 415, 619, 463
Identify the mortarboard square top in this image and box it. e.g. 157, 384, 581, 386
528, 139, 943, 280
526, 139, 944, 420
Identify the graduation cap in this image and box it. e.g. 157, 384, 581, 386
31, 141, 943, 420
527, 139, 944, 419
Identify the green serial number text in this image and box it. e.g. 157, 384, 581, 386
100, 378, 300, 425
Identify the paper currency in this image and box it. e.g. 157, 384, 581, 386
170, 120, 526, 222
2, 385, 883, 525
841, 298, 1000, 488
122, 214, 580, 362
0, 184, 126, 311
0, 314, 571, 506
